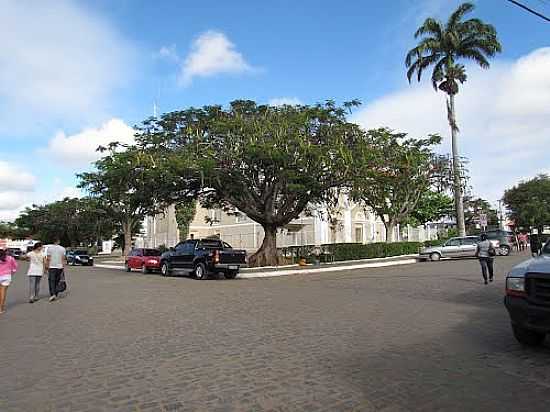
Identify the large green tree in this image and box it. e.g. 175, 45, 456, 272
351, 128, 441, 241
503, 175, 550, 233
406, 2, 501, 237
78, 145, 182, 256
406, 191, 454, 227
138, 100, 363, 266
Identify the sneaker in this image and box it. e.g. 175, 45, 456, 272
29, 298, 34, 303
49, 296, 56, 302
489, 277, 494, 282
484, 280, 488, 285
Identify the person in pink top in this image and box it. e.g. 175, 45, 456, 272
0, 248, 18, 314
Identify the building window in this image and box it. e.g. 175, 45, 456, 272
355, 225, 364, 243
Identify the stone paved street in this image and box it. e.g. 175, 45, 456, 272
1, 253, 549, 411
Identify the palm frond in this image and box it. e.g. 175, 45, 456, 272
414, 18, 443, 39
457, 49, 490, 68
447, 2, 475, 29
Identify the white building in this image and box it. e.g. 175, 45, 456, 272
144, 197, 438, 252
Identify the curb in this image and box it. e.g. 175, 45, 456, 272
94, 257, 418, 278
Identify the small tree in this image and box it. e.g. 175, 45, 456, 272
503, 174, 550, 234
174, 200, 197, 241
139, 100, 363, 266
351, 128, 441, 241
78, 145, 176, 256
406, 190, 454, 226
463, 196, 498, 232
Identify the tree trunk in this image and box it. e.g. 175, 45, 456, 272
448, 94, 466, 237
248, 225, 279, 267
385, 221, 396, 242
122, 220, 133, 257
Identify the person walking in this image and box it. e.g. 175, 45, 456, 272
45, 239, 66, 302
0, 248, 18, 314
26, 242, 46, 303
476, 233, 496, 285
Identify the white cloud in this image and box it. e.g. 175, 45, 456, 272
269, 97, 303, 106
179, 31, 253, 85
0, 0, 133, 133
0, 161, 36, 192
353, 47, 550, 202
43, 119, 136, 167
0, 161, 37, 217
156, 44, 180, 62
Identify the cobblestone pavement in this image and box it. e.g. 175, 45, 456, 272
1, 253, 549, 411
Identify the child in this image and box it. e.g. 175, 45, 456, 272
0, 248, 18, 313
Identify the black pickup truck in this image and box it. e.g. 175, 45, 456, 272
160, 238, 247, 279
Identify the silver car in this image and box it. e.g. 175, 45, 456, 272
420, 236, 482, 261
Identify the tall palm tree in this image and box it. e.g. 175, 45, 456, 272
405, 2, 501, 236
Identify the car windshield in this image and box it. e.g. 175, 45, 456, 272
143, 249, 161, 256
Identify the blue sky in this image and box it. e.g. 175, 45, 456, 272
1, 0, 549, 220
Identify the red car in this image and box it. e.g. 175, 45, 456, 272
125, 248, 162, 273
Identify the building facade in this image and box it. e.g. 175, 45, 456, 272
143, 197, 438, 252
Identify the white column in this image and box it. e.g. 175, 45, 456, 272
343, 209, 352, 243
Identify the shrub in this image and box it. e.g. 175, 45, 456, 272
157, 244, 168, 253
279, 242, 422, 263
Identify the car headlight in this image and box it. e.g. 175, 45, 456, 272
506, 277, 526, 296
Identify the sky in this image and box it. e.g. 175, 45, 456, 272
0, 0, 549, 221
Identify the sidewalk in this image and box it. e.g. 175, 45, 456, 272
94, 254, 419, 278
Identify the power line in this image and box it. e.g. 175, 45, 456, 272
505, 0, 550, 22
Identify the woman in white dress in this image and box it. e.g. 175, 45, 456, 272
26, 242, 46, 303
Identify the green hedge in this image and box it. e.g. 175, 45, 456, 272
280, 242, 422, 263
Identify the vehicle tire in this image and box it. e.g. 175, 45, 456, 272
194, 263, 208, 280
125, 262, 131, 272
499, 245, 510, 256
430, 252, 441, 262
88, 262, 94, 267
161, 262, 171, 277
224, 271, 238, 279
512, 324, 545, 346
141, 264, 151, 274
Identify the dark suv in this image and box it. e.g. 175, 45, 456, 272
485, 229, 516, 256
504, 240, 550, 346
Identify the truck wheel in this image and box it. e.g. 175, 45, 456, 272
224, 271, 238, 279
125, 262, 131, 272
194, 263, 208, 280
512, 324, 545, 346
430, 252, 441, 262
161, 262, 171, 277
499, 245, 510, 256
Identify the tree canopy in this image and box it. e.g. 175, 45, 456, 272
351, 128, 441, 241
14, 197, 113, 247
77, 144, 182, 255
138, 100, 364, 266
503, 174, 550, 231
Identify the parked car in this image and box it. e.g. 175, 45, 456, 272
125, 248, 162, 273
66, 249, 94, 266
419, 236, 483, 261
7, 248, 23, 259
504, 240, 550, 346
160, 238, 247, 279
485, 229, 516, 256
